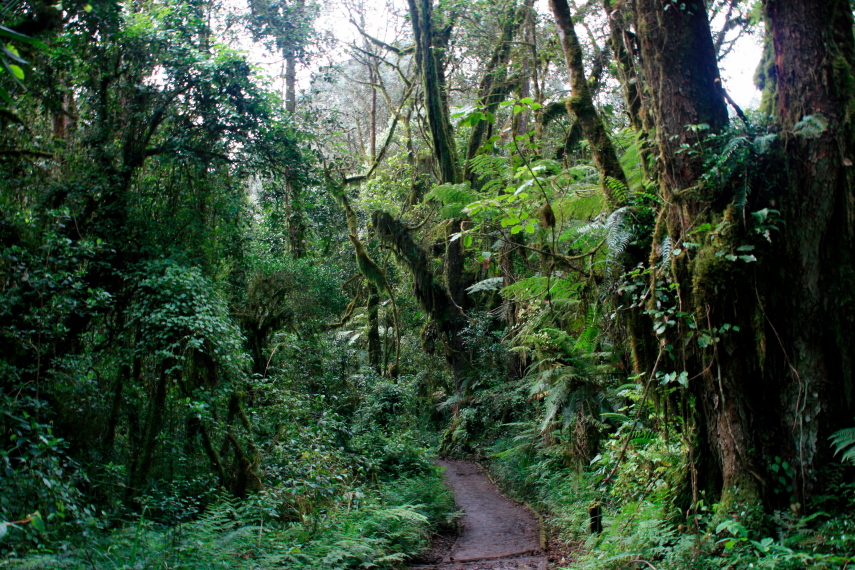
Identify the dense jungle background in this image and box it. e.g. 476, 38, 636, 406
2, 0, 855, 567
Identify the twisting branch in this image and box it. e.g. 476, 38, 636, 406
344, 80, 415, 184
349, 19, 415, 56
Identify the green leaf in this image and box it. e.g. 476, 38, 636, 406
510, 225, 523, 234
30, 512, 45, 532
519, 97, 533, 105
793, 114, 829, 139
7, 63, 24, 79
524, 223, 535, 234
1, 57, 25, 86
0, 26, 49, 49
463, 234, 473, 247
1, 44, 28, 65
513, 105, 522, 114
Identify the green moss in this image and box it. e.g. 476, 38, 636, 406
755, 33, 778, 116
690, 206, 740, 314
832, 54, 855, 124
715, 478, 766, 530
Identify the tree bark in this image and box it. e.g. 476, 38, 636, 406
372, 211, 469, 378
762, 0, 855, 501
408, 0, 460, 184
630, 0, 758, 512
632, 0, 728, 201
465, 0, 529, 178
367, 283, 382, 373
130, 361, 171, 490
550, 0, 628, 207
602, 0, 642, 132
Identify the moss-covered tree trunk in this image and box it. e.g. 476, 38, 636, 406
630, 0, 760, 511
404, 0, 474, 386
760, 0, 855, 502
464, 0, 529, 179
550, 0, 628, 207
372, 212, 470, 379
602, 0, 642, 132
408, 0, 460, 185
367, 283, 382, 373
629, 0, 855, 512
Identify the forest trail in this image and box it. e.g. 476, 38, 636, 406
411, 460, 547, 570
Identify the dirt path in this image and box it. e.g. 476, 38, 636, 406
411, 460, 547, 570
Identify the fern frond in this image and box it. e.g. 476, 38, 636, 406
830, 426, 855, 463
660, 236, 672, 266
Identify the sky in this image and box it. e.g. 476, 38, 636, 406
718, 34, 763, 109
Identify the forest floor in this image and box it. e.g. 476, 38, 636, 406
410, 460, 548, 570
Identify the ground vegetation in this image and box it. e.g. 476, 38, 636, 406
2, 0, 854, 568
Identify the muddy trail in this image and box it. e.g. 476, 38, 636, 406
411, 460, 548, 570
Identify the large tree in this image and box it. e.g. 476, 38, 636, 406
622, 0, 855, 511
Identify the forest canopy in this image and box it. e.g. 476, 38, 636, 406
1, 0, 855, 568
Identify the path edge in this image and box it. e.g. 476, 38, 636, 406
480, 461, 548, 551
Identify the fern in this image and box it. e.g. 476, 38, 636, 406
659, 236, 672, 266
792, 113, 828, 139
830, 426, 855, 464
501, 275, 584, 302
604, 176, 630, 206
733, 175, 753, 217
617, 132, 646, 192
604, 207, 633, 278
753, 132, 777, 155
425, 182, 480, 218
574, 303, 600, 355
466, 276, 504, 294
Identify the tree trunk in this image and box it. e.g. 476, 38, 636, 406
369, 60, 378, 160
550, 0, 628, 207
284, 0, 305, 114
630, 0, 760, 511
130, 361, 171, 490
761, 0, 855, 502
367, 283, 382, 373
632, 0, 728, 199
465, 0, 529, 179
372, 211, 469, 378
408, 0, 460, 185
286, 176, 305, 259
602, 0, 642, 132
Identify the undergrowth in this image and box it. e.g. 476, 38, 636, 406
487, 428, 855, 570
1, 467, 456, 570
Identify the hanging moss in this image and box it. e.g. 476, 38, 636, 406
372, 210, 469, 376
348, 233, 401, 375
754, 29, 778, 116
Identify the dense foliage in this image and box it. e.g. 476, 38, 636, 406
2, 0, 854, 568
